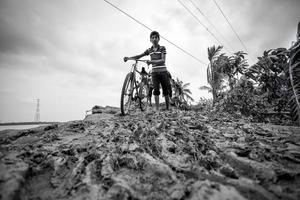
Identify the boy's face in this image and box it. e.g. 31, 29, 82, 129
150, 35, 160, 45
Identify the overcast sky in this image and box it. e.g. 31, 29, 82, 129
0, 0, 299, 122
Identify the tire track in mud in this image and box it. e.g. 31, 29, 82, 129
1, 107, 300, 200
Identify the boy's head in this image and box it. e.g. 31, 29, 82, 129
150, 31, 160, 45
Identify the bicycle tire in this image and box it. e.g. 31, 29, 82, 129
120, 72, 134, 115
139, 81, 150, 111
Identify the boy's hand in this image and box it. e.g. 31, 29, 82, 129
123, 57, 129, 62
146, 60, 152, 65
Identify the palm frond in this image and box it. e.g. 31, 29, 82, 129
173, 77, 194, 103
263, 49, 272, 57
199, 86, 211, 90
199, 86, 212, 94
184, 93, 194, 102
208, 45, 223, 62
183, 83, 191, 88
183, 88, 192, 94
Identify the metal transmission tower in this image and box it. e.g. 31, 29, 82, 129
34, 99, 40, 122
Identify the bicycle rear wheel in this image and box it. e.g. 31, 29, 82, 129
139, 81, 150, 111
120, 72, 134, 115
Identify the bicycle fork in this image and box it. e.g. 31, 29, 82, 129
129, 77, 139, 102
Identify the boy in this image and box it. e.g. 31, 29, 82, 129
124, 31, 170, 111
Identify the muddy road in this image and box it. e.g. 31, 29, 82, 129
1, 107, 300, 200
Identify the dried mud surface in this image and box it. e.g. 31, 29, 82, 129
1, 106, 300, 200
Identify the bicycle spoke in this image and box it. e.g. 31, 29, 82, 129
139, 82, 149, 111
121, 73, 135, 115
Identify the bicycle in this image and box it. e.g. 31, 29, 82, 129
120, 59, 151, 115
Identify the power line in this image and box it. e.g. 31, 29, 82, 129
177, 0, 231, 54
212, 0, 251, 57
103, 0, 207, 65
177, 1, 222, 47
187, 0, 235, 52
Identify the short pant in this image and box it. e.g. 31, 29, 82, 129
152, 71, 169, 96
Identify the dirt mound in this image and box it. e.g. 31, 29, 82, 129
1, 107, 300, 200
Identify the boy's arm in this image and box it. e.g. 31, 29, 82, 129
124, 52, 147, 62
149, 53, 166, 65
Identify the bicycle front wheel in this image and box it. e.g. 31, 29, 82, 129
120, 72, 134, 115
139, 81, 150, 111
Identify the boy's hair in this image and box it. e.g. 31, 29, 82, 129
150, 31, 160, 39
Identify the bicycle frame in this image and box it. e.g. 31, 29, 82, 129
128, 60, 149, 99
120, 59, 151, 115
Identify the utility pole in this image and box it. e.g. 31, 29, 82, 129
34, 99, 40, 122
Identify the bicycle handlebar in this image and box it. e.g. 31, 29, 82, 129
124, 57, 150, 64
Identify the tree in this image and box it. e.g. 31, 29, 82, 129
172, 78, 194, 105
206, 45, 226, 105
201, 46, 248, 103
244, 48, 289, 111
199, 22, 300, 125
225, 51, 248, 90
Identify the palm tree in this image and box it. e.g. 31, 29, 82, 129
201, 46, 249, 104
205, 45, 225, 105
172, 78, 194, 104
224, 51, 249, 90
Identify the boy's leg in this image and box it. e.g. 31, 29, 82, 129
152, 72, 160, 111
161, 72, 170, 110
154, 95, 159, 111
167, 77, 173, 105
165, 95, 169, 110
168, 79, 172, 98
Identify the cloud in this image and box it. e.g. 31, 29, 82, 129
0, 0, 299, 122
0, 14, 45, 55
209, 0, 300, 59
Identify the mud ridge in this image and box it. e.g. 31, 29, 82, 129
1, 107, 300, 200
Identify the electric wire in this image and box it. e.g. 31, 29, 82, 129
177, 0, 225, 49
212, 0, 253, 59
103, 0, 207, 65
177, 0, 232, 54
187, 0, 235, 52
